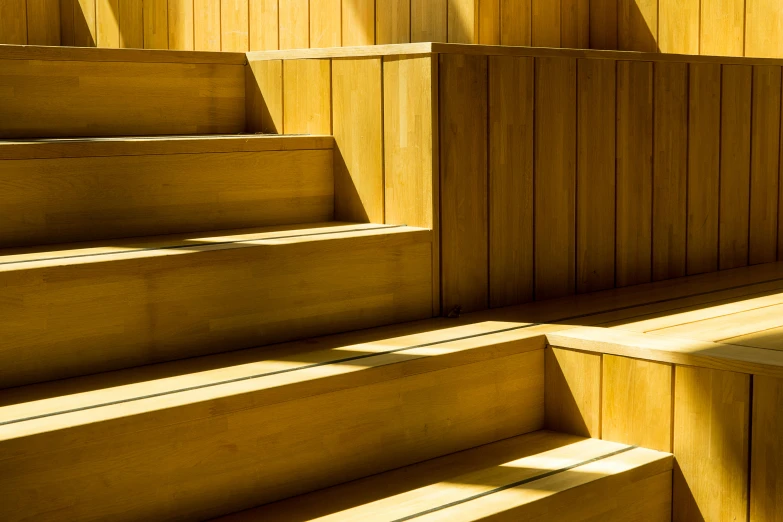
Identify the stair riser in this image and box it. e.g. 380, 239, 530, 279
0, 349, 545, 522
0, 150, 334, 248
0, 230, 432, 388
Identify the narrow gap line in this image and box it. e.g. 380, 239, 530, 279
0, 323, 542, 426
718, 64, 724, 270
748, 67, 755, 267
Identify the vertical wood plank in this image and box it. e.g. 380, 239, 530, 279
618, 0, 657, 52
118, 0, 143, 48
0, 0, 28, 44
194, 0, 220, 50
701, 0, 744, 57
61, 0, 75, 45
652, 62, 688, 281
96, 0, 119, 47
448, 0, 476, 43
143, 0, 169, 48
478, 0, 499, 44
750, 375, 783, 522
659, 0, 699, 54
168, 0, 194, 49
333, 58, 384, 224
577, 58, 616, 293
310, 0, 341, 47
489, 55, 534, 307
249, 0, 278, 50
376, 0, 409, 44
720, 65, 752, 270
750, 66, 782, 265
343, 0, 375, 45
589, 0, 617, 50
602, 355, 672, 452
746, 0, 783, 59
411, 0, 447, 42
246, 59, 283, 133
545, 347, 601, 438
27, 0, 61, 45
531, 0, 559, 47
440, 53, 488, 314
535, 57, 576, 300
221, 0, 249, 51
74, 0, 97, 46
500, 0, 531, 45
616, 61, 653, 287
279, 0, 309, 49
561, 0, 589, 49
687, 63, 721, 275
283, 59, 331, 134
673, 365, 750, 522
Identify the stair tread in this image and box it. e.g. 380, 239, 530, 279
215, 430, 673, 522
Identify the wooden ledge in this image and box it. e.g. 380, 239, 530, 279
0, 44, 248, 65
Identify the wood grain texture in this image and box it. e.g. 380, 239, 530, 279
701, 0, 745, 57
687, 63, 721, 275
477, 0, 498, 44
746, 0, 783, 58
652, 62, 688, 281
673, 365, 750, 522
720, 65, 753, 270
618, 0, 657, 52
411, 0, 447, 42
749, 65, 781, 265
60, 0, 75, 45
27, 0, 61, 45
0, 0, 27, 44
194, 0, 220, 50
616, 60, 653, 287
376, 0, 410, 44
221, 0, 249, 51
561, 0, 589, 49
545, 347, 601, 437
279, 0, 308, 49
142, 0, 168, 49
602, 355, 672, 452
96, 0, 119, 47
577, 58, 616, 293
448, 0, 476, 43
283, 59, 332, 134
750, 375, 783, 522
310, 0, 341, 48
168, 0, 194, 50
531, 0, 559, 47
246, 59, 283, 133
332, 58, 384, 223
440, 53, 488, 313
74, 0, 96, 46
343, 0, 375, 45
118, 0, 143, 48
0, 59, 245, 138
489, 55, 534, 307
500, 0, 531, 46
249, 0, 278, 50
659, 0, 699, 54
535, 57, 576, 300
589, 0, 617, 49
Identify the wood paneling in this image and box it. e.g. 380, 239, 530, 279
279, 0, 308, 49
701, 0, 745, 57
411, 0, 447, 42
561, 0, 589, 49
500, 0, 531, 45
652, 62, 688, 281
0, 0, 28, 44
377, 0, 410, 44
532, 0, 560, 47
616, 60, 653, 287
60, 0, 75, 45
749, 65, 781, 265
673, 365, 750, 521
343, 0, 375, 45
659, 0, 699, 54
310, 0, 341, 48
27, 0, 61, 45
751, 375, 783, 522
545, 347, 601, 437
74, 0, 96, 46
535, 57, 576, 300
249, 0, 278, 50
590, 0, 617, 49
440, 53, 488, 313
96, 0, 119, 47
142, 0, 167, 49
687, 63, 721, 275
221, 0, 249, 51
720, 65, 753, 270
448, 0, 476, 43
602, 355, 672, 452
282, 59, 332, 134
246, 59, 283, 133
489, 55, 534, 307
577, 58, 615, 293
746, 0, 783, 58
619, 0, 657, 52
194, 0, 220, 50
478, 0, 499, 44
168, 0, 194, 50
118, 0, 143, 48
333, 58, 384, 223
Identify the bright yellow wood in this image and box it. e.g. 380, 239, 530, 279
168, 0, 194, 50
142, 0, 168, 49
249, 0, 278, 50
194, 0, 220, 50
448, 0, 477, 43
310, 0, 341, 47
376, 0, 410, 44
74, 0, 96, 46
282, 59, 332, 134
342, 0, 375, 45
118, 0, 143, 48
659, 0, 699, 54
221, 0, 248, 51
545, 347, 601, 437
701, 0, 745, 57
279, 0, 308, 49
750, 375, 783, 521
746, 0, 783, 58
96, 0, 119, 47
618, 0, 657, 52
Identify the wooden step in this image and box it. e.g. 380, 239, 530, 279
216, 431, 673, 522
0, 222, 433, 388
0, 134, 334, 248
0, 321, 557, 521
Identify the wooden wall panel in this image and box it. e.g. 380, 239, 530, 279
652, 62, 688, 281
118, 0, 143, 48
333, 58, 384, 223
701, 0, 745, 57
616, 61, 653, 287
0, 0, 28, 44
746, 0, 783, 58
750, 375, 783, 522
545, 347, 601, 437
448, 0, 476, 43
249, 0, 279, 50
411, 0, 447, 42
658, 0, 699, 54
440, 53, 488, 313
283, 59, 332, 134
246, 59, 283, 133
535, 57, 576, 300
673, 365, 750, 522
749, 66, 782, 265
310, 0, 341, 48
169, 0, 194, 50
618, 0, 657, 52
489, 55, 534, 307
602, 355, 672, 452
96, 0, 119, 47
532, 0, 560, 47
60, 0, 75, 45
27, 0, 61, 45
74, 0, 96, 46
343, 0, 375, 45
577, 58, 616, 293
560, 0, 589, 49
589, 0, 617, 50
500, 0, 531, 45
194, 0, 220, 50
279, 0, 309, 49
142, 0, 168, 49
376, 0, 409, 44
687, 63, 721, 276
478, 0, 499, 44
720, 65, 753, 270
221, 0, 249, 51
